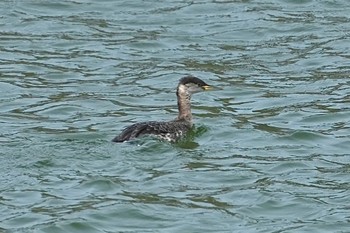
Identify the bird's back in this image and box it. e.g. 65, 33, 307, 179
112, 120, 192, 142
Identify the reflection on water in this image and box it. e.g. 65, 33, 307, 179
1, 0, 350, 232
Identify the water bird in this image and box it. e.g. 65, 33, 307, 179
112, 76, 212, 142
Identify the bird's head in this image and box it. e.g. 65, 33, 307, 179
177, 76, 212, 96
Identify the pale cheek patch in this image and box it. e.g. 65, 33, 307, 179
178, 84, 187, 94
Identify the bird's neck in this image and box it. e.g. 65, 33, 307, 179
176, 86, 192, 122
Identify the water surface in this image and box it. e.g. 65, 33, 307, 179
1, 0, 350, 232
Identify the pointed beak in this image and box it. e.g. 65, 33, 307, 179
202, 85, 213, 91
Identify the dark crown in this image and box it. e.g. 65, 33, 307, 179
179, 76, 208, 87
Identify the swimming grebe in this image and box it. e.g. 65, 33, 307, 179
112, 76, 212, 142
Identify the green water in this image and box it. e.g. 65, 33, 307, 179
1, 0, 350, 232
